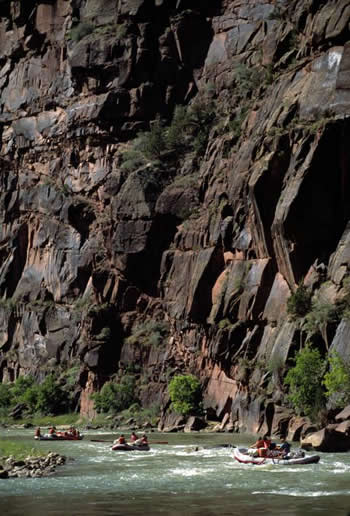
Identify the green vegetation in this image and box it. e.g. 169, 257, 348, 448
119, 402, 161, 427
0, 441, 43, 461
125, 320, 170, 348
323, 352, 350, 409
287, 284, 312, 320
0, 374, 75, 419
68, 22, 94, 42
91, 375, 137, 413
95, 22, 127, 39
67, 20, 128, 43
226, 107, 248, 140
234, 64, 264, 98
0, 297, 17, 311
218, 318, 233, 330
303, 301, 339, 349
121, 102, 215, 172
95, 327, 112, 341
284, 346, 326, 420
168, 374, 202, 416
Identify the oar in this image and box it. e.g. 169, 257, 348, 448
89, 439, 169, 444
90, 439, 114, 443
202, 444, 236, 449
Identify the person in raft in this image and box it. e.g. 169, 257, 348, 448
257, 434, 272, 457
113, 434, 127, 445
130, 431, 138, 443
250, 436, 264, 449
277, 436, 291, 457
135, 434, 148, 446
35, 427, 41, 438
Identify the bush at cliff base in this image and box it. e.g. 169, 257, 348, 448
323, 352, 350, 408
168, 374, 202, 416
284, 345, 326, 420
0, 374, 71, 417
91, 375, 137, 413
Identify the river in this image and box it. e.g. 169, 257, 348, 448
1, 429, 350, 515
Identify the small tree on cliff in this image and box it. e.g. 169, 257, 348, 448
168, 374, 202, 416
284, 345, 326, 420
287, 284, 312, 320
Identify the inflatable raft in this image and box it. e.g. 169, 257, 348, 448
234, 447, 320, 465
35, 433, 84, 441
111, 443, 150, 451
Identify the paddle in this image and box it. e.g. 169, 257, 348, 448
90, 439, 114, 443
89, 439, 169, 444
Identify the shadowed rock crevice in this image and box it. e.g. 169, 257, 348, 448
251, 141, 291, 258
124, 213, 180, 297
0, 311, 16, 355
82, 304, 123, 378
4, 224, 28, 298
285, 122, 350, 283
189, 245, 225, 324
68, 201, 96, 244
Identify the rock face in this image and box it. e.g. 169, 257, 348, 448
301, 424, 350, 453
1, 0, 350, 436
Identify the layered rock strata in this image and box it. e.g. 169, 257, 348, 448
1, 0, 350, 433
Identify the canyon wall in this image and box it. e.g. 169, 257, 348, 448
1, 0, 350, 432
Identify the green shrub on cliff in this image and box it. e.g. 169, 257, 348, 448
92, 375, 137, 413
126, 320, 169, 348
234, 64, 265, 97
121, 119, 166, 172
69, 22, 94, 42
303, 301, 339, 349
284, 345, 326, 420
166, 105, 190, 152
121, 102, 215, 172
323, 352, 350, 408
287, 284, 312, 320
168, 374, 202, 416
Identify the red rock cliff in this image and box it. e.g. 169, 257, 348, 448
1, 0, 350, 433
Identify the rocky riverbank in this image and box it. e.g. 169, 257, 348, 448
0, 452, 67, 479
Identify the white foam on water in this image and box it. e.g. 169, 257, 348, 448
169, 467, 216, 477
253, 490, 347, 497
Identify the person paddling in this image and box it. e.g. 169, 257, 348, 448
258, 434, 272, 457
135, 434, 148, 446
114, 434, 127, 445
130, 431, 138, 443
277, 436, 291, 457
250, 436, 264, 449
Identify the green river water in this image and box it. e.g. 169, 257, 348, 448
1, 429, 350, 515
